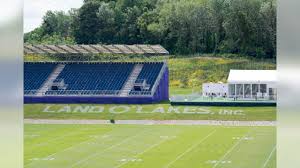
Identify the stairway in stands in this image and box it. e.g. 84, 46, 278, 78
36, 64, 65, 96
119, 64, 144, 97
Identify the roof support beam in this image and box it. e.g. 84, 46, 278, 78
24, 44, 169, 55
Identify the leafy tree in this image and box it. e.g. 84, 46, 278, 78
137, 9, 160, 43
116, 5, 143, 44
41, 11, 73, 37
25, 10, 74, 44
73, 1, 103, 44
96, 2, 117, 43
220, 0, 276, 58
209, 0, 227, 52
39, 34, 75, 45
24, 27, 44, 44
152, 0, 215, 54
259, 0, 276, 58
24, 0, 277, 58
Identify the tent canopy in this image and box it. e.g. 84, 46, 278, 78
227, 70, 277, 84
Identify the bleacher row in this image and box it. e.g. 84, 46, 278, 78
129, 63, 163, 95
24, 62, 164, 96
24, 63, 57, 91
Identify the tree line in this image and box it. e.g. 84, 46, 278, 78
25, 0, 276, 58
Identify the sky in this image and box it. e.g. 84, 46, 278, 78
0, 0, 22, 26
24, 0, 83, 33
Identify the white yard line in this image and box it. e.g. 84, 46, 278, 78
70, 129, 150, 168
24, 129, 115, 167
213, 128, 254, 168
262, 145, 276, 168
114, 138, 168, 168
24, 127, 70, 142
44, 130, 115, 158
34, 131, 77, 147
164, 129, 217, 168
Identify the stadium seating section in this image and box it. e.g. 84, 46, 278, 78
24, 62, 164, 96
129, 62, 163, 95
24, 63, 57, 94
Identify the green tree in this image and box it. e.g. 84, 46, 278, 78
41, 11, 73, 37
152, 0, 215, 54
210, 0, 227, 53
96, 2, 117, 43
259, 0, 276, 58
25, 10, 74, 44
24, 0, 277, 58
73, 1, 103, 44
24, 27, 44, 44
220, 0, 276, 58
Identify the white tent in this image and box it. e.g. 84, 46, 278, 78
228, 70, 276, 85
227, 70, 277, 99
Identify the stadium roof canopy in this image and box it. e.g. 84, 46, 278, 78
227, 70, 277, 84
24, 44, 169, 55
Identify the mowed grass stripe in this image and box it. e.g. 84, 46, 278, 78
72, 127, 182, 168
119, 126, 223, 168
164, 129, 217, 168
24, 124, 111, 151
24, 125, 114, 166
24, 124, 276, 168
213, 128, 254, 168
262, 145, 276, 168
26, 126, 146, 168
38, 129, 116, 160
113, 137, 169, 168
114, 127, 269, 168
148, 127, 249, 168
214, 127, 276, 168
32, 131, 79, 147
24, 125, 79, 145
70, 128, 152, 167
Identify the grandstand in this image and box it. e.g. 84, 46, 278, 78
24, 63, 57, 94
24, 61, 169, 104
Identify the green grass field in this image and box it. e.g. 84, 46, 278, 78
169, 87, 194, 95
24, 124, 276, 168
24, 104, 276, 121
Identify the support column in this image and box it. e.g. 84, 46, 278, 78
266, 85, 269, 99
258, 84, 260, 98
242, 84, 245, 98
234, 84, 237, 98
250, 84, 252, 99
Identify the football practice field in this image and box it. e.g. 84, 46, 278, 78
25, 124, 276, 168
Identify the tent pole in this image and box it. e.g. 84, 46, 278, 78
235, 84, 237, 98
243, 84, 245, 98
250, 84, 252, 99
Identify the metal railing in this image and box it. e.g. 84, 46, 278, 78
170, 93, 277, 102
129, 91, 152, 96
24, 90, 121, 96
135, 79, 146, 84
24, 89, 153, 97
46, 90, 121, 96
24, 90, 38, 95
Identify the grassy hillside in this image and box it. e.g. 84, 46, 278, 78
168, 56, 275, 94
